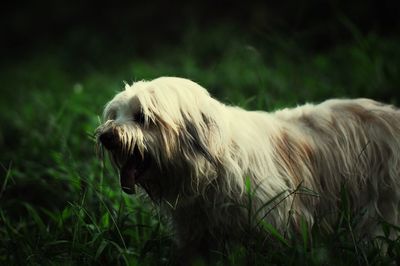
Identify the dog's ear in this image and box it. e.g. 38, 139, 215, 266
183, 114, 215, 164
181, 111, 224, 167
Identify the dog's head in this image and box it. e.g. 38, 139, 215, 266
95, 77, 227, 201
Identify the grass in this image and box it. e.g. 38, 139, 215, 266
1, 27, 400, 265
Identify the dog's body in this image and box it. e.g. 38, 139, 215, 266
96, 77, 400, 252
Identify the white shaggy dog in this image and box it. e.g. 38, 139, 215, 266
95, 77, 400, 253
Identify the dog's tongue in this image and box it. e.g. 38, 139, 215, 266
120, 157, 137, 194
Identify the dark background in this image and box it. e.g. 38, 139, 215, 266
2, 0, 400, 65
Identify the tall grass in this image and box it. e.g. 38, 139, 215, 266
1, 28, 400, 265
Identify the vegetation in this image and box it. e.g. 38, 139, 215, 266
1, 25, 400, 265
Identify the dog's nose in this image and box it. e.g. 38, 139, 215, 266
99, 130, 118, 150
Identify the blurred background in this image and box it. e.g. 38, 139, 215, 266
1, 1, 400, 264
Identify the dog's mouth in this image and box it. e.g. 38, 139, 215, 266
118, 147, 151, 194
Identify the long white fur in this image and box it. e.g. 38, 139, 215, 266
97, 77, 400, 248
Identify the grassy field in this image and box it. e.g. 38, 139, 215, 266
1, 28, 400, 265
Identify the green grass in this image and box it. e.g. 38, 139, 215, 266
1, 28, 400, 265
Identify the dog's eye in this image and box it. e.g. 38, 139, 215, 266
134, 111, 146, 125
105, 109, 117, 121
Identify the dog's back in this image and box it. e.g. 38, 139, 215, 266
272, 98, 400, 236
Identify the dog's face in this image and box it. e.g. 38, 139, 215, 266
95, 77, 224, 201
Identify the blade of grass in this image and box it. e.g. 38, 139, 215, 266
260, 221, 290, 247
0, 162, 13, 199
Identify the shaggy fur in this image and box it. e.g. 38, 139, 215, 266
95, 77, 400, 252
